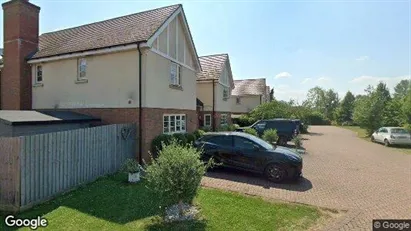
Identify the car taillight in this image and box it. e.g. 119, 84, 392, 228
294, 129, 298, 135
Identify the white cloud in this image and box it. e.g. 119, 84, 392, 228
273, 84, 307, 103
356, 56, 369, 61
317, 77, 330, 83
301, 78, 312, 84
275, 72, 292, 79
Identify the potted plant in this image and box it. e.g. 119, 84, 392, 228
121, 158, 141, 183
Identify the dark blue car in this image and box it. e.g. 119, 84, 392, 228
194, 132, 303, 183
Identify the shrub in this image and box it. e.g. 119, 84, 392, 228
172, 133, 188, 145
151, 134, 173, 156
121, 158, 141, 173
201, 126, 212, 132
292, 135, 303, 149
300, 124, 309, 134
145, 140, 212, 217
262, 129, 278, 144
193, 129, 205, 139
184, 133, 197, 144
217, 124, 237, 132
244, 127, 258, 137
233, 124, 240, 129
404, 124, 411, 133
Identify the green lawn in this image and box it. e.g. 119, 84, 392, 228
339, 126, 411, 155
1, 174, 323, 231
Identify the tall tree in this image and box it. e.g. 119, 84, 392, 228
269, 89, 275, 102
334, 91, 355, 124
393, 79, 410, 99
402, 87, 411, 125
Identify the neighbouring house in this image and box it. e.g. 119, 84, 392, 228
196, 54, 235, 130
265, 86, 271, 103
0, 0, 201, 162
231, 78, 267, 115
0, 110, 100, 137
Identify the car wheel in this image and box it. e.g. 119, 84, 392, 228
265, 164, 287, 183
371, 136, 375, 142
277, 136, 287, 146
384, 139, 390, 147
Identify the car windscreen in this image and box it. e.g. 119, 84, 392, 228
390, 128, 409, 134
241, 133, 273, 150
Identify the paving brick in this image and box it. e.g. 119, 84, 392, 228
202, 126, 411, 230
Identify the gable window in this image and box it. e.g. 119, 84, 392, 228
170, 62, 181, 86
223, 87, 229, 100
35, 65, 43, 83
236, 97, 241, 104
204, 114, 212, 127
163, 114, 186, 134
78, 58, 87, 80
220, 114, 228, 126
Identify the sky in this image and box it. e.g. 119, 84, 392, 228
1, 0, 410, 102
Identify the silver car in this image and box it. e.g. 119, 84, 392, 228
371, 127, 411, 146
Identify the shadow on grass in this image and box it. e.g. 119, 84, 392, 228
205, 168, 312, 192
1, 174, 164, 229
145, 218, 207, 231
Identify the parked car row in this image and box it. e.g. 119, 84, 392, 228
371, 127, 411, 146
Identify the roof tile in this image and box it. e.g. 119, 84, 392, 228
231, 78, 267, 96
197, 54, 228, 80
31, 4, 180, 59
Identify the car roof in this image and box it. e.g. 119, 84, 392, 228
203, 131, 253, 138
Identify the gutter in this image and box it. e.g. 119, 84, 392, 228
212, 78, 216, 132
137, 43, 144, 165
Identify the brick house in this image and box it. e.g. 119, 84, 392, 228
231, 78, 267, 115
196, 54, 235, 130
0, 0, 201, 162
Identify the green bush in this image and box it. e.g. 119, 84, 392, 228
217, 124, 237, 132
193, 129, 205, 139
201, 126, 212, 132
151, 134, 173, 156
233, 124, 240, 129
404, 124, 411, 133
300, 124, 309, 134
172, 133, 188, 145
292, 136, 303, 149
244, 127, 258, 137
121, 158, 141, 173
184, 133, 197, 144
145, 140, 212, 216
262, 129, 278, 144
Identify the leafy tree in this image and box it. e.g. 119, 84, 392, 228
393, 79, 410, 99
334, 91, 355, 124
382, 98, 403, 127
304, 87, 339, 121
269, 89, 275, 101
248, 100, 290, 120
145, 140, 212, 217
402, 87, 411, 125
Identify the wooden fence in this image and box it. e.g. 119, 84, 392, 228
0, 123, 136, 212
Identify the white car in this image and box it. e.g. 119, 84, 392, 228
371, 127, 411, 146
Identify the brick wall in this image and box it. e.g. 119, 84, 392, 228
141, 108, 198, 162
1, 0, 40, 110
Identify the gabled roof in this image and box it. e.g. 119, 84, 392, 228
197, 54, 235, 88
232, 78, 267, 96
31, 5, 180, 59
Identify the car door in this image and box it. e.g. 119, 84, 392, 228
375, 128, 387, 143
201, 135, 234, 166
232, 136, 262, 171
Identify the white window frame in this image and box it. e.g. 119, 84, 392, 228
163, 114, 186, 134
236, 97, 241, 104
77, 58, 87, 80
170, 62, 181, 86
35, 65, 43, 83
204, 114, 212, 127
220, 114, 228, 126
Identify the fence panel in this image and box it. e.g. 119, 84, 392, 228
19, 124, 136, 208
0, 137, 21, 211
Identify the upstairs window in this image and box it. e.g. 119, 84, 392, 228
78, 58, 87, 79
36, 65, 43, 83
170, 62, 181, 86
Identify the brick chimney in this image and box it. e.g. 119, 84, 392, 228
1, 0, 40, 110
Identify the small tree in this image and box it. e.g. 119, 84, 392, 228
262, 129, 278, 144
244, 127, 258, 137
145, 139, 212, 218
292, 136, 303, 149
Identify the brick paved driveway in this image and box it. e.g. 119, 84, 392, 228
201, 126, 411, 230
